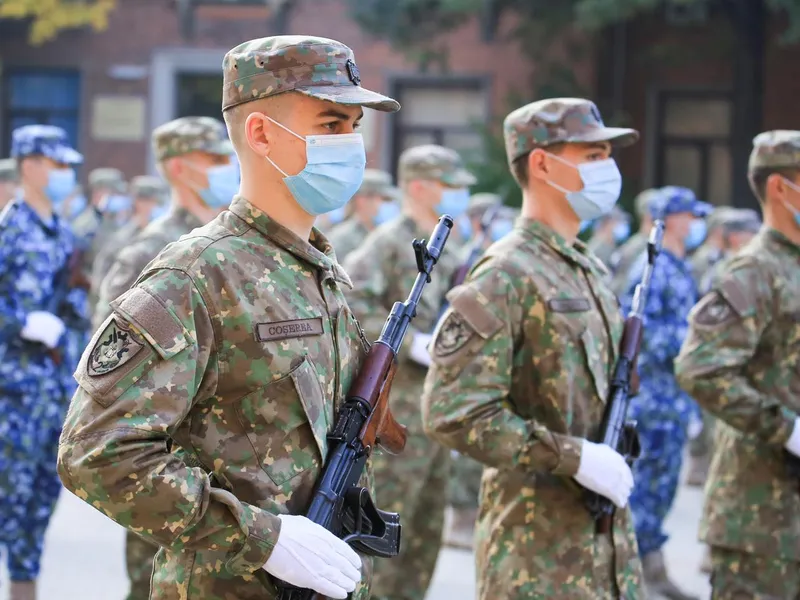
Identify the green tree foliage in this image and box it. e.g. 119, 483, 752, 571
0, 0, 116, 44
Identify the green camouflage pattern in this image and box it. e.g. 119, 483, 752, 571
58, 195, 374, 599
503, 98, 639, 165
222, 35, 399, 112
152, 117, 233, 162
130, 175, 168, 200
675, 228, 800, 561
93, 208, 204, 329
748, 130, 800, 171
91, 219, 147, 320
0, 158, 17, 182
609, 231, 647, 296
342, 215, 464, 600
421, 219, 643, 599
125, 530, 156, 600
327, 219, 370, 264
88, 168, 126, 193
466, 193, 501, 218
448, 453, 483, 510
709, 546, 800, 598
397, 144, 476, 187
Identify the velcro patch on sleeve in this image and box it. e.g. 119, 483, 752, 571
110, 287, 189, 360
446, 285, 503, 340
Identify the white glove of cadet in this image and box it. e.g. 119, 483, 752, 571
573, 439, 634, 509
262, 514, 361, 599
784, 418, 800, 458
409, 332, 432, 367
20, 311, 66, 350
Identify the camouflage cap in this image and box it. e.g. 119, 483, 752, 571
634, 188, 660, 219
466, 192, 502, 217
723, 208, 762, 234
152, 117, 234, 162
398, 145, 477, 187
89, 168, 126, 194
748, 130, 800, 171
706, 205, 737, 230
11, 124, 83, 165
357, 169, 396, 198
503, 98, 639, 165
0, 158, 17, 182
130, 175, 168, 200
222, 35, 399, 113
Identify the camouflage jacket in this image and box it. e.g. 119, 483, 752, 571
0, 197, 79, 393
58, 195, 374, 599
71, 204, 120, 319
587, 235, 616, 270
609, 231, 646, 297
327, 218, 370, 263
90, 220, 143, 297
688, 242, 723, 290
93, 208, 202, 329
676, 228, 800, 560
422, 219, 643, 599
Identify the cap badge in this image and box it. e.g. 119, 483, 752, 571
346, 59, 361, 86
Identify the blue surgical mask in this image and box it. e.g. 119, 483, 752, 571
489, 219, 513, 242
149, 203, 169, 222
266, 117, 366, 216
436, 187, 471, 219
105, 194, 133, 214
374, 201, 400, 226
579, 220, 594, 234
45, 168, 76, 208
200, 163, 239, 209
685, 219, 707, 251
64, 194, 87, 220
613, 221, 630, 243
547, 154, 622, 221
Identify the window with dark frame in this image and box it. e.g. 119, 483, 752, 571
654, 90, 733, 206
175, 72, 224, 121
389, 78, 487, 180
2, 69, 81, 158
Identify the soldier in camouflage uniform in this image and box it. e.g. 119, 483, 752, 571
422, 98, 644, 599
90, 175, 168, 300
675, 130, 800, 599
1, 125, 83, 600
327, 168, 399, 261
0, 158, 17, 210
57, 35, 400, 600
93, 117, 237, 333
587, 205, 631, 269
688, 205, 735, 289
609, 188, 658, 296
343, 144, 473, 600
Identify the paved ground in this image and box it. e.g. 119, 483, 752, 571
0, 474, 711, 600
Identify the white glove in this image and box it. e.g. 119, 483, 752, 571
784, 418, 800, 458
409, 332, 432, 367
573, 440, 634, 509
21, 311, 65, 349
262, 514, 361, 599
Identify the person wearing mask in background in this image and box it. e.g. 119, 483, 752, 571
621, 186, 708, 600
89, 175, 169, 319
609, 187, 658, 296
0, 158, 18, 211
89, 116, 239, 600
58, 35, 399, 600
327, 168, 400, 261
676, 131, 800, 600
0, 125, 83, 600
587, 205, 631, 268
688, 205, 735, 289
422, 98, 644, 599
343, 144, 474, 600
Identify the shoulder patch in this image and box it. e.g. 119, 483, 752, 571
88, 318, 145, 376
446, 284, 503, 340
433, 312, 475, 356
691, 291, 738, 327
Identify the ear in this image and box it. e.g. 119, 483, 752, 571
165, 157, 182, 180
767, 172, 786, 199
527, 148, 549, 182
244, 112, 270, 157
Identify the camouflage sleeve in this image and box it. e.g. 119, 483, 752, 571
675, 260, 797, 446
422, 263, 583, 477
58, 269, 280, 575
0, 214, 29, 337
94, 241, 158, 330
343, 234, 420, 358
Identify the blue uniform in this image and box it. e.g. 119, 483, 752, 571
0, 124, 84, 583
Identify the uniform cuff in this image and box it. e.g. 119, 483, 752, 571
550, 434, 583, 477
225, 505, 281, 575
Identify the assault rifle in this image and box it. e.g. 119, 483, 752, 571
585, 220, 664, 534
276, 214, 455, 600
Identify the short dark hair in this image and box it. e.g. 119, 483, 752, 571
511, 155, 529, 186
748, 166, 800, 202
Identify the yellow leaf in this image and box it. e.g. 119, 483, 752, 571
0, 0, 118, 44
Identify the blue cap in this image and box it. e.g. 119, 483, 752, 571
11, 125, 83, 165
650, 186, 712, 219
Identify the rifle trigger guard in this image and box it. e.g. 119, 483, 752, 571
622, 420, 641, 465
